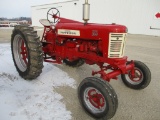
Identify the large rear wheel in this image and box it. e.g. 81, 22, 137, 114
11, 25, 43, 80
78, 77, 118, 119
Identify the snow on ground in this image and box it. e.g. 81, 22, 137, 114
35, 28, 44, 31
0, 43, 76, 120
0, 27, 14, 30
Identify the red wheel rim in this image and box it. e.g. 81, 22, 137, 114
84, 87, 106, 113
129, 68, 143, 82
13, 34, 28, 72
20, 40, 28, 65
125, 68, 144, 85
88, 89, 105, 109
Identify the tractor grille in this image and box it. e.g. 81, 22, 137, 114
108, 33, 127, 58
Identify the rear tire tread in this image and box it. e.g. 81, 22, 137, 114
11, 25, 43, 80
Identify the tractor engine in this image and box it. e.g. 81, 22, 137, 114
65, 39, 102, 64
65, 39, 101, 54
42, 28, 102, 63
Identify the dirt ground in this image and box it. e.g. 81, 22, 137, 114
0, 27, 160, 120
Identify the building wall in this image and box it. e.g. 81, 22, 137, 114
31, 0, 160, 36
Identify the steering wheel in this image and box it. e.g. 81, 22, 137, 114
47, 8, 60, 24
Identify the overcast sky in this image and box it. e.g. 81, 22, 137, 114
0, 0, 60, 18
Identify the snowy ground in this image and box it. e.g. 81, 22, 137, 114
0, 43, 76, 120
0, 27, 14, 30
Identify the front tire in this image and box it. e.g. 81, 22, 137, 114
11, 25, 43, 80
121, 61, 151, 89
78, 77, 118, 120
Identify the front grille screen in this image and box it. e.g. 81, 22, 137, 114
108, 33, 127, 58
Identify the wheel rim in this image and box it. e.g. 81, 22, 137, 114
83, 87, 106, 113
126, 68, 143, 85
13, 34, 28, 72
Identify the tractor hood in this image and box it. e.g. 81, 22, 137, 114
56, 18, 127, 40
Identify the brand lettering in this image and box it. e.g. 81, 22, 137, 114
58, 29, 80, 36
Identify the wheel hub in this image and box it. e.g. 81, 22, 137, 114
20, 40, 28, 65
88, 89, 105, 109
84, 87, 106, 113
129, 69, 143, 82
13, 34, 28, 72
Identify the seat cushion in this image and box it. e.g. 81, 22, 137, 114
39, 19, 51, 26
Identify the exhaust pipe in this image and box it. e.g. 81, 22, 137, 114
83, 0, 90, 24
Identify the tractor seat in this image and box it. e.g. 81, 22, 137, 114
39, 19, 51, 27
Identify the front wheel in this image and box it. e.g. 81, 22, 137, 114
121, 61, 151, 89
78, 77, 118, 120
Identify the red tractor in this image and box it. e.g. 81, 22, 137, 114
11, 0, 151, 119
